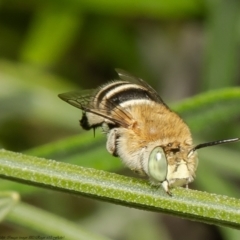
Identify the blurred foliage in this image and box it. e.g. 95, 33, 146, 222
0, 0, 240, 239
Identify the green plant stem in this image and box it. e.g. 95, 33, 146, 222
0, 149, 240, 229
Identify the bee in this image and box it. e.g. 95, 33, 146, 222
58, 69, 239, 195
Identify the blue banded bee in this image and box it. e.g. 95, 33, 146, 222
59, 69, 239, 195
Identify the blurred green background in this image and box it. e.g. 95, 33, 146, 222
1, 0, 240, 239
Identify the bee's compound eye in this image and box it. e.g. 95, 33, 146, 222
148, 147, 167, 182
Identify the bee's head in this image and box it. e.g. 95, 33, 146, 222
147, 145, 197, 195
147, 138, 239, 195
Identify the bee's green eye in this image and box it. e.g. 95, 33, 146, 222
148, 147, 167, 182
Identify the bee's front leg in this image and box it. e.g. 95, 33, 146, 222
106, 128, 119, 157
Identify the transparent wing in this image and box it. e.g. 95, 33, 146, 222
116, 68, 167, 106
58, 89, 94, 111
58, 90, 133, 128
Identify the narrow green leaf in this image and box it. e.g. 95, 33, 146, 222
20, 2, 81, 66
0, 149, 240, 229
26, 132, 103, 159
198, 144, 240, 179
6, 202, 110, 240
173, 87, 240, 132
0, 191, 19, 222
25, 132, 121, 170
0, 60, 79, 130
197, 159, 239, 197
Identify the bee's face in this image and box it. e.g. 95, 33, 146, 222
136, 140, 198, 194
59, 69, 239, 195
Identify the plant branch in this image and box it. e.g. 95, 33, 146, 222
0, 149, 240, 229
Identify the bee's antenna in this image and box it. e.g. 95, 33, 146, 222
188, 138, 240, 157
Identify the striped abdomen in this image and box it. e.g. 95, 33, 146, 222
81, 80, 157, 130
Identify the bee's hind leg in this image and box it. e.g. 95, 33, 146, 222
106, 128, 119, 157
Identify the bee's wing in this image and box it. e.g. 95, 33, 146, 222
116, 68, 167, 106
58, 90, 133, 128
58, 89, 94, 111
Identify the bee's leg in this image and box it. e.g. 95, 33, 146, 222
106, 128, 119, 157
161, 180, 172, 196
